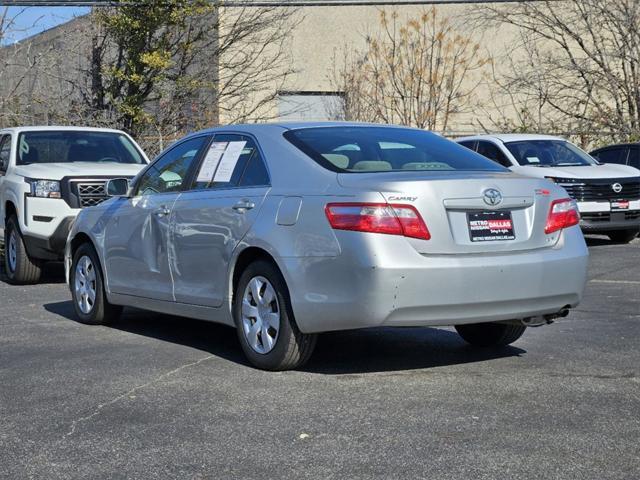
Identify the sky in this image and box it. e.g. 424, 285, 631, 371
2, 6, 89, 44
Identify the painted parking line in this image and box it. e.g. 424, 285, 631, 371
590, 279, 640, 285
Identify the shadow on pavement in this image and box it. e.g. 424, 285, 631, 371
304, 327, 525, 375
44, 299, 526, 375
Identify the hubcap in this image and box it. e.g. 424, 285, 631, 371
7, 230, 17, 272
74, 255, 97, 315
241, 276, 280, 354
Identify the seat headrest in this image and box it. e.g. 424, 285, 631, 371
321, 153, 349, 169
352, 160, 392, 171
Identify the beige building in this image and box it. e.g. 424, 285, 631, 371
1, 0, 523, 149
271, 2, 488, 131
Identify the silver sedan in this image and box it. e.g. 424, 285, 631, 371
65, 123, 589, 370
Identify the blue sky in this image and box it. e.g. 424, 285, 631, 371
2, 7, 89, 44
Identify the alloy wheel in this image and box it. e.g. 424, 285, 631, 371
7, 230, 17, 272
74, 255, 97, 314
241, 276, 281, 354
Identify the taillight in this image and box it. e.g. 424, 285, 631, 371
545, 198, 580, 234
325, 203, 431, 240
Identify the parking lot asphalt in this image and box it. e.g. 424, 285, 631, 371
1, 236, 639, 480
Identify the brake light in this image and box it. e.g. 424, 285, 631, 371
325, 203, 431, 240
545, 198, 580, 234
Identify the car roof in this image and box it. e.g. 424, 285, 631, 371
186, 121, 426, 137
456, 133, 565, 143
0, 125, 129, 135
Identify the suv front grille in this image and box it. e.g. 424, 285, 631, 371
557, 178, 640, 202
74, 181, 108, 208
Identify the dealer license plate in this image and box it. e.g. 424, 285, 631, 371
468, 211, 515, 242
611, 200, 630, 211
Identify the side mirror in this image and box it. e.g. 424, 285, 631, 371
106, 178, 130, 197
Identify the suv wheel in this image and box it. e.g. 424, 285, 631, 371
70, 243, 122, 325
4, 215, 42, 284
455, 322, 526, 347
233, 260, 317, 371
608, 229, 639, 244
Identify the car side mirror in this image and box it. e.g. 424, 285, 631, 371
106, 178, 130, 197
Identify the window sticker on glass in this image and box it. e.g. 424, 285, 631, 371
197, 142, 227, 183
526, 156, 540, 163
213, 141, 246, 182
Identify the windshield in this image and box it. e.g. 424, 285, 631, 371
284, 127, 506, 172
17, 131, 145, 165
504, 140, 597, 167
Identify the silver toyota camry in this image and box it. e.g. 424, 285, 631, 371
65, 123, 589, 370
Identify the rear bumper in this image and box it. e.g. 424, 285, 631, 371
282, 227, 589, 334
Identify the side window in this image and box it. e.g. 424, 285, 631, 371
193, 133, 268, 190
476, 141, 512, 167
239, 150, 270, 187
594, 147, 628, 165
136, 136, 208, 196
0, 135, 11, 173
458, 140, 477, 152
628, 147, 640, 169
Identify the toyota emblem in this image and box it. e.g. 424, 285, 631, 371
483, 188, 503, 206
612, 183, 623, 194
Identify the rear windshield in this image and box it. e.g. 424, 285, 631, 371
504, 140, 597, 167
283, 127, 506, 172
17, 131, 145, 165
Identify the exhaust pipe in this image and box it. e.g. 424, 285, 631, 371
520, 306, 570, 327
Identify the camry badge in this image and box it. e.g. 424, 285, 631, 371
483, 188, 503, 206
612, 183, 623, 193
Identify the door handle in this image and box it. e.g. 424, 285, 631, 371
232, 200, 255, 212
155, 206, 171, 217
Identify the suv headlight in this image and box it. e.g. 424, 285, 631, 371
28, 179, 61, 199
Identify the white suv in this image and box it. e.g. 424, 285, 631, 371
456, 134, 640, 243
0, 126, 148, 283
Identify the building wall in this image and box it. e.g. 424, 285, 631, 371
2, 2, 522, 138
218, 2, 512, 135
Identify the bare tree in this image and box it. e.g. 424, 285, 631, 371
0, 7, 46, 126
73, 3, 299, 155
475, 30, 566, 135
476, 0, 640, 145
331, 8, 490, 132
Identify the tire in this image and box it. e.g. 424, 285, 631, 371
607, 229, 639, 244
4, 215, 42, 284
70, 243, 122, 325
233, 260, 317, 371
455, 322, 526, 347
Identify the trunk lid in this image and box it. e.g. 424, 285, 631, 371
337, 171, 564, 254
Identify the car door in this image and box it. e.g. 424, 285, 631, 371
170, 133, 271, 307
103, 135, 210, 301
0, 134, 11, 237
